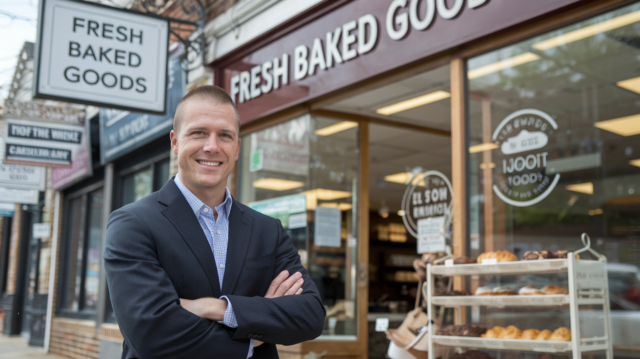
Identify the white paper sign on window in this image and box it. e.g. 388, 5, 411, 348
417, 216, 446, 253
314, 206, 341, 248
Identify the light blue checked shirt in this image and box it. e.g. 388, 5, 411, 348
174, 175, 255, 357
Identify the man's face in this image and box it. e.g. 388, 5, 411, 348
170, 99, 240, 193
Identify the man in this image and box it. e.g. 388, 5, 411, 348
104, 85, 326, 359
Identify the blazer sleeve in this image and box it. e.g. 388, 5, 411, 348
104, 208, 250, 359
225, 218, 327, 345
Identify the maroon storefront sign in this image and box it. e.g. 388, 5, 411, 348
216, 0, 585, 124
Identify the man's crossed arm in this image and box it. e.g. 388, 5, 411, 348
180, 269, 305, 348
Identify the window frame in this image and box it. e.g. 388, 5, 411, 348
57, 181, 104, 320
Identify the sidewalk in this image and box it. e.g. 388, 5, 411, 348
0, 337, 66, 358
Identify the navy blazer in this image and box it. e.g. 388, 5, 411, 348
104, 178, 326, 359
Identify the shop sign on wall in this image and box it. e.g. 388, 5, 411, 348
249, 115, 310, 176
0, 203, 15, 217
51, 119, 93, 190
0, 164, 46, 191
492, 109, 560, 207
2, 118, 86, 167
34, 0, 169, 114
400, 170, 452, 253
99, 55, 183, 164
249, 194, 307, 230
4, 100, 86, 124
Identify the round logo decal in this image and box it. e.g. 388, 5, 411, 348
401, 171, 453, 238
492, 109, 560, 207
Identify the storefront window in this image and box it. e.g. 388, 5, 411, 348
60, 188, 103, 314
468, 3, 640, 348
238, 115, 359, 338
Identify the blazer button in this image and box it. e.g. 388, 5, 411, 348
257, 335, 263, 340
247, 334, 253, 339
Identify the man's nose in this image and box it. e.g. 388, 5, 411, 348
203, 135, 220, 153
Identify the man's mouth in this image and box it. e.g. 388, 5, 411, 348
197, 160, 222, 167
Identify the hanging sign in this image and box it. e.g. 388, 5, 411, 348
0, 164, 46, 191
3, 118, 86, 167
34, 0, 169, 114
99, 54, 183, 164
492, 109, 560, 207
401, 170, 452, 254
4, 100, 86, 125
0, 203, 15, 217
33, 223, 51, 239
0, 187, 39, 204
51, 119, 93, 190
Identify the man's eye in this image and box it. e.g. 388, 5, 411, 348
221, 134, 232, 139
193, 131, 205, 136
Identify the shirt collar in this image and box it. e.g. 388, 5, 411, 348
174, 174, 233, 219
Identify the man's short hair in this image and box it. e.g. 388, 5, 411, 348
173, 85, 241, 134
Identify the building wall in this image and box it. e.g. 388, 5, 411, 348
50, 318, 100, 359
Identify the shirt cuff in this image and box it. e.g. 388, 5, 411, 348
219, 296, 238, 328
219, 297, 254, 358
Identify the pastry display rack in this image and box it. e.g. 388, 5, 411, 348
426, 234, 613, 359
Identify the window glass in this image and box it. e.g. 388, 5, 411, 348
122, 167, 153, 205
239, 115, 359, 338
468, 3, 640, 350
154, 158, 171, 191
84, 189, 103, 310
63, 196, 85, 311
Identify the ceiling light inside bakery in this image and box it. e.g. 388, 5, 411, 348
319, 202, 353, 211
315, 121, 358, 136
384, 172, 426, 186
469, 143, 498, 153
594, 114, 640, 136
252, 178, 305, 191
376, 90, 451, 115
532, 10, 640, 51
566, 182, 594, 195
467, 53, 540, 80
630, 159, 640, 167
617, 76, 640, 94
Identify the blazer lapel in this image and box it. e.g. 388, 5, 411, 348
159, 179, 221, 298
221, 200, 253, 295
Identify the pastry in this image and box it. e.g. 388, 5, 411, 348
518, 285, 544, 295
493, 287, 517, 295
553, 250, 580, 259
481, 326, 504, 338
502, 325, 521, 339
497, 250, 518, 262
520, 329, 541, 340
454, 256, 476, 264
549, 327, 571, 341
542, 285, 569, 295
436, 324, 487, 337
475, 286, 494, 296
478, 250, 518, 263
535, 329, 552, 340
522, 250, 553, 260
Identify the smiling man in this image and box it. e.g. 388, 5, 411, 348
104, 85, 325, 359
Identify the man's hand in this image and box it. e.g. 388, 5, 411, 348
265, 270, 304, 298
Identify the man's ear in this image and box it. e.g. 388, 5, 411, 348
235, 137, 241, 161
170, 130, 179, 155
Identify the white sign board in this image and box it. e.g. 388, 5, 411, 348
375, 318, 389, 332
34, 0, 169, 114
33, 223, 51, 239
314, 206, 341, 248
3, 118, 86, 167
0, 164, 46, 191
0, 187, 39, 204
417, 216, 446, 254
